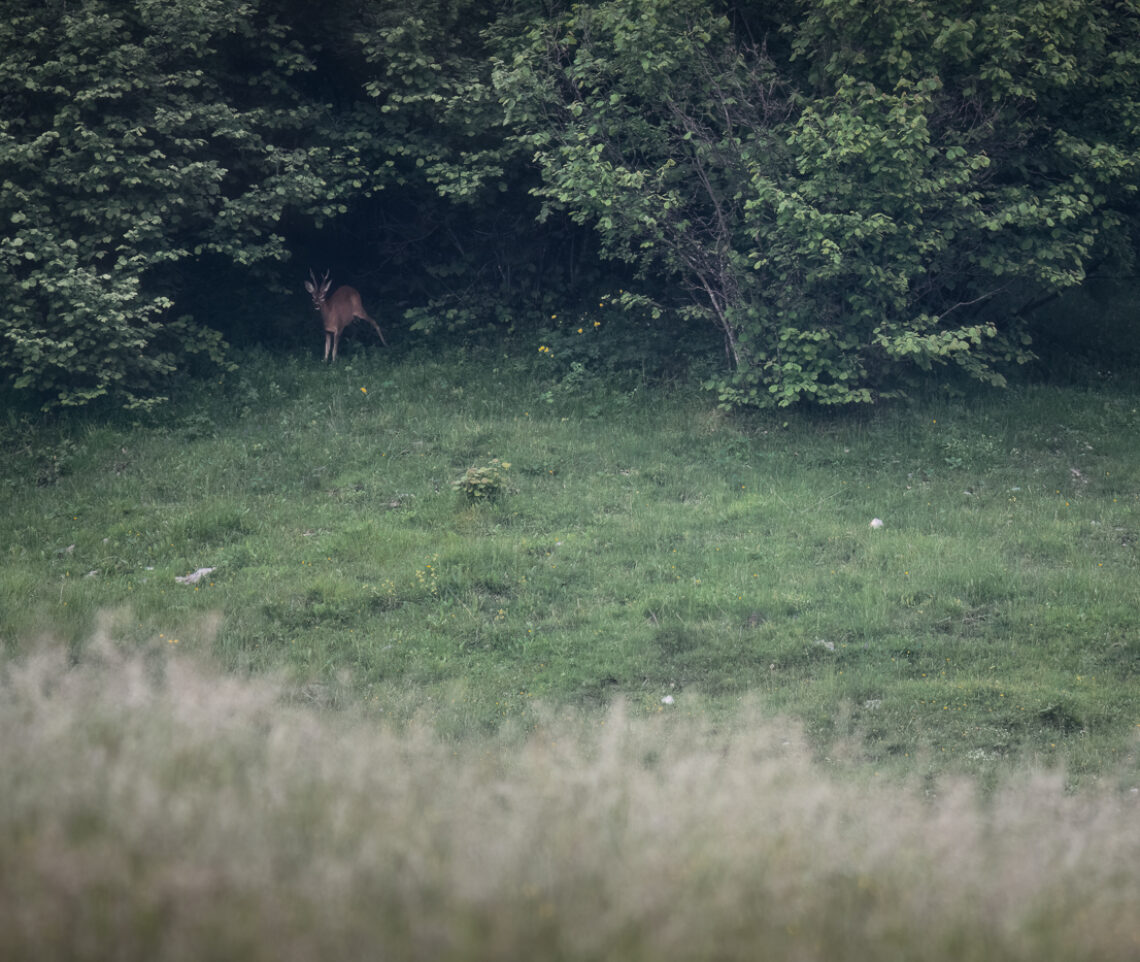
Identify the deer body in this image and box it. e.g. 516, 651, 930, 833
305, 270, 388, 362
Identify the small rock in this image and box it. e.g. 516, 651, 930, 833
175, 567, 216, 585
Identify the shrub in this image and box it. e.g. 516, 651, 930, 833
452, 457, 512, 502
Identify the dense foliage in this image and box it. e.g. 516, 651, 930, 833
0, 0, 351, 407
3, 0, 1138, 409
498, 0, 1140, 405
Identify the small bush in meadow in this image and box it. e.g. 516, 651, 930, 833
452, 457, 512, 502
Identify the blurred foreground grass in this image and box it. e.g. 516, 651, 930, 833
2, 635, 1137, 962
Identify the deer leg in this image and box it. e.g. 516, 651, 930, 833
360, 313, 388, 348
324, 331, 333, 362
331, 329, 341, 362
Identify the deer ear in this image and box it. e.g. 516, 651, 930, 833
304, 282, 315, 294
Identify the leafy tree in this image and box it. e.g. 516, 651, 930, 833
0, 0, 349, 409
495, 0, 1140, 407
5, 0, 1137, 411
496, 0, 790, 366
348, 0, 610, 335
781, 0, 1140, 394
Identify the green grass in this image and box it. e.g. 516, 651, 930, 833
2, 345, 1139, 782
3, 344, 1140, 960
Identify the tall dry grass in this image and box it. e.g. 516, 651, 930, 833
2, 630, 1138, 962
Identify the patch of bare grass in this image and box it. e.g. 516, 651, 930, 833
2, 632, 1138, 962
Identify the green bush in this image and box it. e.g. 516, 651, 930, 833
0, 0, 348, 409
495, 0, 1140, 407
452, 457, 513, 502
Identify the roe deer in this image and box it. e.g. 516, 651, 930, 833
304, 269, 388, 362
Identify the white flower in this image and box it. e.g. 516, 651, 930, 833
870, 518, 884, 529
661, 695, 675, 706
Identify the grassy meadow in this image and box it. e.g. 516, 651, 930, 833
2, 341, 1139, 959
